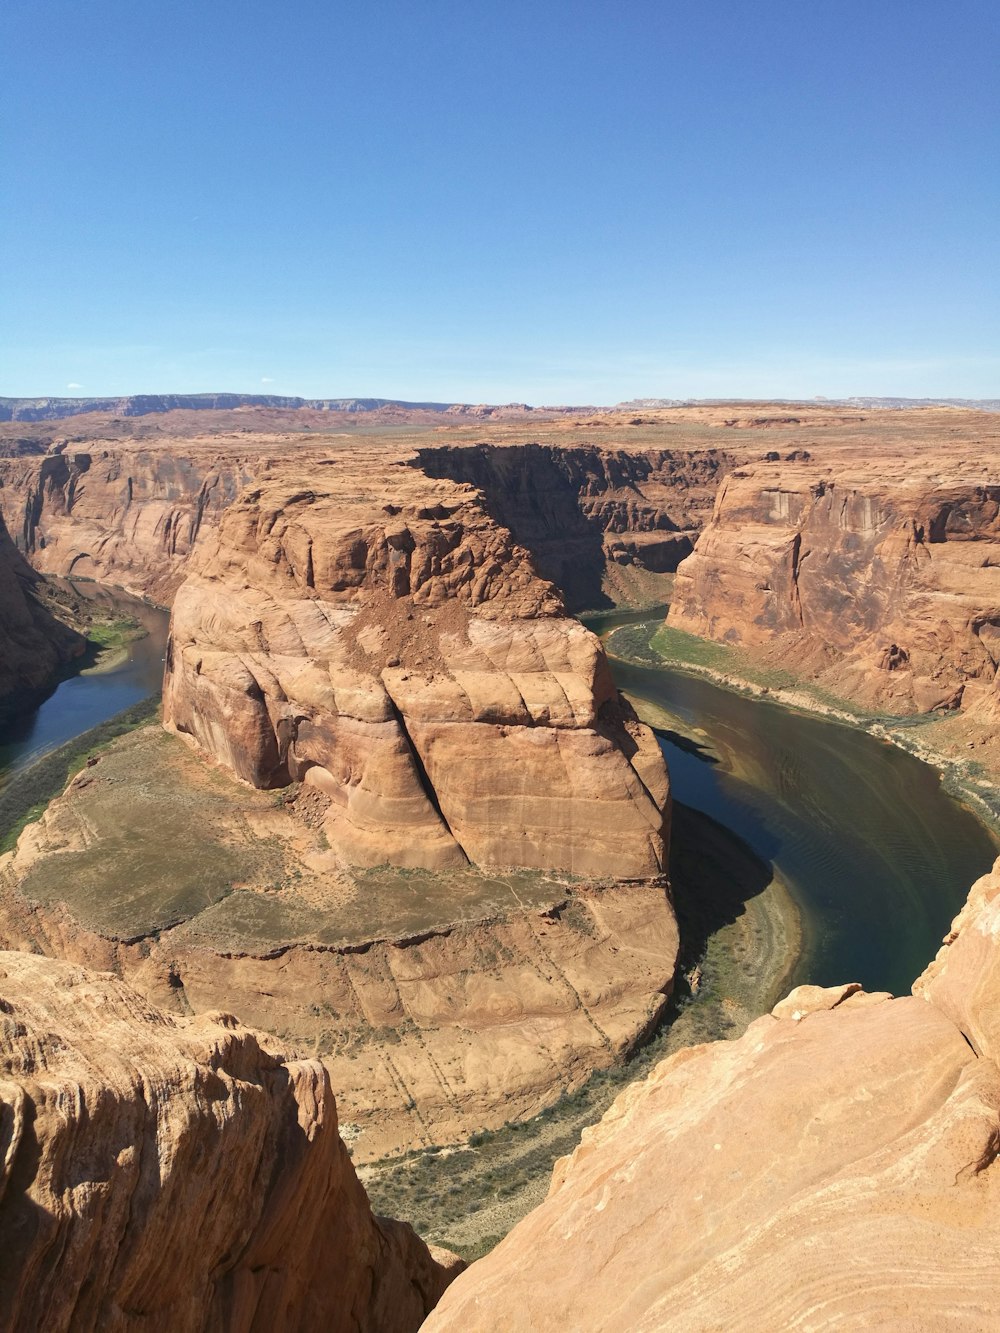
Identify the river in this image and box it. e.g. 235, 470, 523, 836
588, 609, 999, 998
0, 592, 995, 1001
0, 584, 171, 788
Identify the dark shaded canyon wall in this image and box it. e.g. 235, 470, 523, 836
0, 510, 84, 718
414, 443, 734, 609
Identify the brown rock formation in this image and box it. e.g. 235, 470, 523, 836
0, 725, 678, 1162
0, 443, 260, 602
162, 458, 669, 878
415, 442, 732, 609
669, 449, 1000, 717
0, 510, 84, 716
0, 950, 459, 1331
428, 860, 1000, 1331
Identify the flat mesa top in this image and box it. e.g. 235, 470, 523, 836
0, 403, 998, 479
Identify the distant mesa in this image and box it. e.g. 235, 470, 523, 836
2, 392, 998, 423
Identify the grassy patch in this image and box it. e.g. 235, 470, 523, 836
0, 696, 160, 854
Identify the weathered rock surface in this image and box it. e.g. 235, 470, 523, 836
415, 443, 732, 609
0, 950, 459, 1332
670, 438, 1000, 718
163, 458, 670, 878
0, 443, 261, 602
0, 725, 678, 1162
427, 859, 1000, 1331
0, 510, 83, 716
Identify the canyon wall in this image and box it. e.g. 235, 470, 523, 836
428, 859, 1000, 1331
163, 454, 670, 878
0, 444, 260, 602
670, 458, 1000, 715
416, 443, 732, 609
0, 510, 84, 717
0, 950, 459, 1332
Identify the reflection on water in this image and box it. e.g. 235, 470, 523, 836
0, 585, 171, 784
593, 614, 999, 997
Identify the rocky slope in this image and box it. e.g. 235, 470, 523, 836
669, 438, 1000, 721
0, 510, 84, 717
0, 950, 459, 1331
163, 453, 670, 878
428, 858, 1000, 1331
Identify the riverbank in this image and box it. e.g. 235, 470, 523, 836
0, 697, 161, 854
362, 798, 799, 1261
605, 617, 1000, 836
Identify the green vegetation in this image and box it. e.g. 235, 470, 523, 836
0, 697, 160, 854
82, 615, 147, 668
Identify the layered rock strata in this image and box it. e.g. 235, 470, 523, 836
670, 457, 1000, 716
415, 443, 732, 608
0, 722, 678, 1161
0, 444, 260, 602
0, 950, 459, 1332
428, 860, 1000, 1331
162, 460, 669, 878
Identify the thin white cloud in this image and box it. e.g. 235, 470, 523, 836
66, 382, 83, 390
260, 376, 275, 384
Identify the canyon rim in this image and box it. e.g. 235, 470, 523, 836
0, 399, 998, 1329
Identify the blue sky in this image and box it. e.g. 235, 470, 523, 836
3, 0, 998, 402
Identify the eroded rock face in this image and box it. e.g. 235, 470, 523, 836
415, 442, 732, 609
163, 462, 669, 878
0, 445, 259, 602
0, 950, 459, 1332
428, 862, 1000, 1330
670, 459, 1000, 715
0, 510, 83, 716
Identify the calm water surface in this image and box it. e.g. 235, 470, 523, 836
589, 611, 999, 996
0, 584, 170, 785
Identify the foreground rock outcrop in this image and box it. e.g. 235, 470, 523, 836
427, 859, 1000, 1331
163, 457, 670, 878
0, 950, 459, 1331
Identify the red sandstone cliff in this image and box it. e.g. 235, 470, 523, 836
0, 444, 259, 602
0, 951, 459, 1331
670, 458, 1000, 716
162, 456, 670, 877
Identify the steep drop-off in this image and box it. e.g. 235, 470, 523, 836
0, 443, 261, 602
415, 442, 732, 609
0, 510, 84, 718
163, 453, 670, 878
0, 951, 459, 1332
670, 457, 1000, 719
429, 859, 1000, 1331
